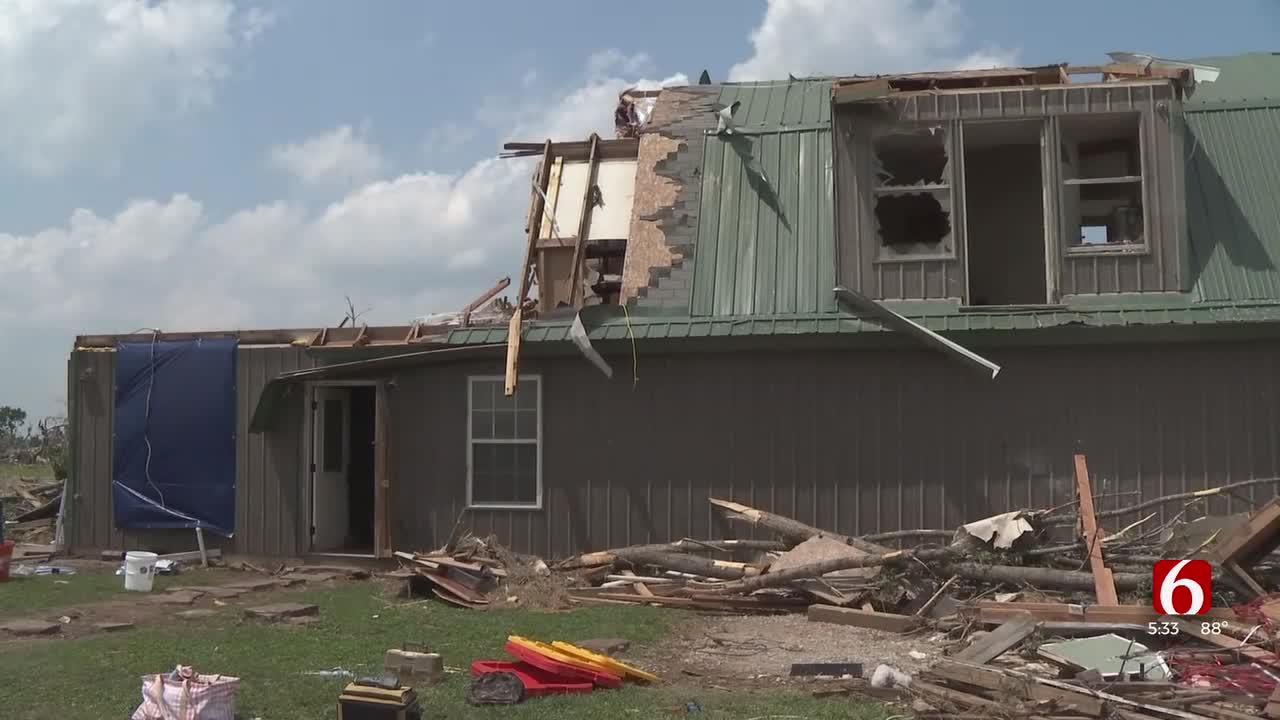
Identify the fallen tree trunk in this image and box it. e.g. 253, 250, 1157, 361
938, 562, 1147, 592
1044, 476, 1280, 526
860, 529, 955, 542
558, 539, 785, 569
716, 548, 955, 593
611, 549, 763, 580
708, 498, 891, 555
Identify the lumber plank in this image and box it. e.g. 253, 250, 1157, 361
953, 610, 1038, 664
806, 604, 920, 633
929, 661, 1105, 716
1075, 453, 1119, 606
912, 679, 1005, 711
1165, 616, 1280, 666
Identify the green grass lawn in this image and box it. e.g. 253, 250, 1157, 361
0, 567, 239, 614
0, 583, 892, 719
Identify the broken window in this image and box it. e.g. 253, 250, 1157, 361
468, 376, 541, 508
872, 126, 953, 258
1060, 114, 1145, 248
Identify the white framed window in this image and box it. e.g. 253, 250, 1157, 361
466, 375, 542, 509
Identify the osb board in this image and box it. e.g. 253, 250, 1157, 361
769, 536, 878, 580
621, 133, 682, 302
538, 246, 576, 310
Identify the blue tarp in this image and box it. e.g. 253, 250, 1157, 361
112, 338, 237, 535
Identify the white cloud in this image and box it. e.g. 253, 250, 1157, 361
0, 50, 679, 355
0, 0, 272, 176
269, 122, 387, 186
240, 6, 278, 44
729, 0, 1017, 81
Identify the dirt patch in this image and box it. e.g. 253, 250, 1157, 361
637, 612, 940, 688
0, 567, 355, 646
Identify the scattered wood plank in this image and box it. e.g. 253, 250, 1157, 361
1074, 453, 1119, 606
807, 604, 921, 633
586, 593, 803, 613
953, 611, 1038, 665
1164, 615, 1280, 666
619, 569, 653, 598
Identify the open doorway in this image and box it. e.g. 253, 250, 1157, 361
310, 384, 376, 555
963, 120, 1049, 306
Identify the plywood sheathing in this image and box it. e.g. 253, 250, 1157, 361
623, 87, 717, 310
621, 132, 682, 302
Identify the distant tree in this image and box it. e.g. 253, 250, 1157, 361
0, 406, 27, 439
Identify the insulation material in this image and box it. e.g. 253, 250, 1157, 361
962, 511, 1033, 549
551, 159, 637, 242
112, 338, 237, 535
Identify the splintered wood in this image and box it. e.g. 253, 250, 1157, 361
1074, 453, 1119, 606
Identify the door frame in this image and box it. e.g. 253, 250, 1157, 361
303, 380, 390, 558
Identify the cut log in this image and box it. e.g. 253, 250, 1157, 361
939, 562, 1147, 592
707, 497, 891, 554
807, 604, 921, 633
717, 548, 952, 593
611, 549, 762, 580
560, 539, 786, 569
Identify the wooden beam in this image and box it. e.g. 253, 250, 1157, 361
568, 133, 601, 307
503, 307, 523, 397
460, 277, 511, 327
517, 140, 554, 305
807, 605, 920, 633
1074, 453, 1119, 606
953, 611, 1038, 664
373, 381, 392, 558
353, 324, 370, 347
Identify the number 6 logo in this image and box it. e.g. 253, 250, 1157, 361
1152, 559, 1212, 615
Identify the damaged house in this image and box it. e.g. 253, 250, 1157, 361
64, 53, 1280, 560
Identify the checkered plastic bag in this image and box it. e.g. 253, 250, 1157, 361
130, 665, 240, 720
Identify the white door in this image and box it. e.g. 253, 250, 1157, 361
311, 387, 350, 551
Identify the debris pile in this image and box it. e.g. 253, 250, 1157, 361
391, 452, 1280, 717
1, 474, 62, 560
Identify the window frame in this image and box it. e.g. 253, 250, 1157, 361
1058, 111, 1150, 257
869, 122, 959, 263
465, 374, 543, 510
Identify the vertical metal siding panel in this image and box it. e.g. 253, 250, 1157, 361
690, 138, 723, 315
754, 133, 781, 315
712, 142, 743, 315
235, 350, 250, 553
777, 133, 802, 312
835, 114, 861, 294
818, 131, 839, 312
795, 132, 818, 312
97, 352, 117, 550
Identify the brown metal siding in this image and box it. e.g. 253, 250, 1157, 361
838, 82, 1183, 302
67, 346, 317, 556
387, 339, 1280, 556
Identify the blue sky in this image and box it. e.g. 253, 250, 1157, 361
1, 0, 1277, 421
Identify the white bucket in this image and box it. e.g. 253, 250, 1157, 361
124, 551, 159, 592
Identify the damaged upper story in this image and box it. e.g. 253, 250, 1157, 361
834, 63, 1199, 308
499, 53, 1280, 326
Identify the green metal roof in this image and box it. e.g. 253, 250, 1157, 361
447, 301, 1280, 345
1183, 53, 1280, 108
1184, 54, 1280, 303
690, 81, 837, 316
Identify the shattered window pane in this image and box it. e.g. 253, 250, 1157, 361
871, 125, 953, 257
875, 191, 952, 255
873, 126, 949, 187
